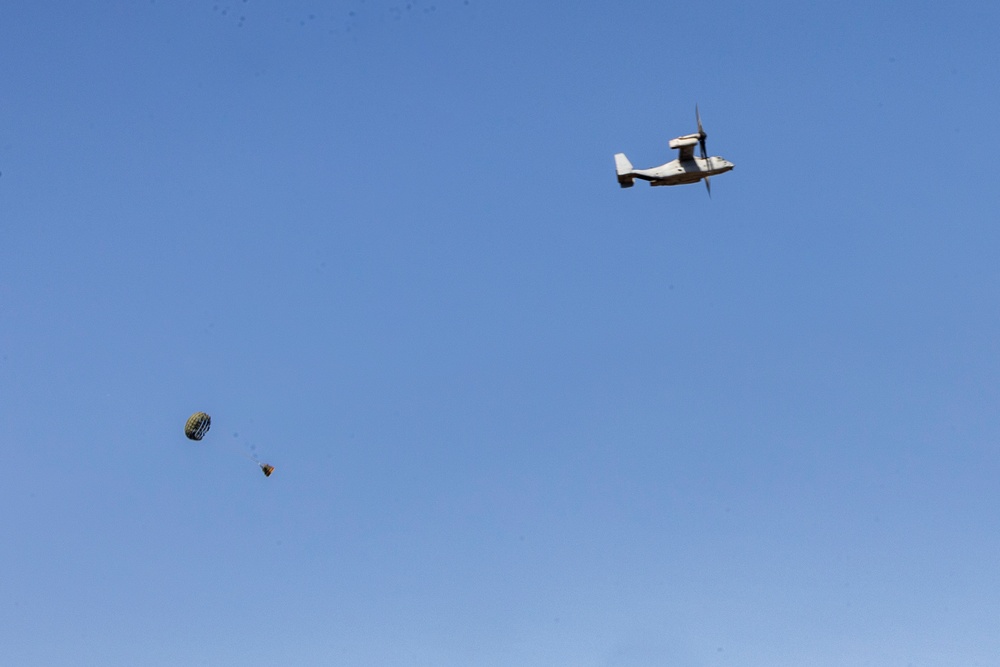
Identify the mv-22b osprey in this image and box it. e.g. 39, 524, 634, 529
614, 106, 733, 196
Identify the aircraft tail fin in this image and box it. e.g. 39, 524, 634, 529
614, 153, 635, 188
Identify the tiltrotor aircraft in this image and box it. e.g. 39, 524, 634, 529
614, 106, 733, 195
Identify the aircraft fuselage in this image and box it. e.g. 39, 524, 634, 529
631, 156, 734, 187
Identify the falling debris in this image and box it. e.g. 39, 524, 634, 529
184, 412, 212, 441
260, 463, 275, 477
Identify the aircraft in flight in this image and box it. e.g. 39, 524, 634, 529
614, 106, 733, 196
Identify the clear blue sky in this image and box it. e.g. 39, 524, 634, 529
3, 1, 1000, 665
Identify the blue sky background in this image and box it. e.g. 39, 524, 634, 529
3, 1, 1000, 665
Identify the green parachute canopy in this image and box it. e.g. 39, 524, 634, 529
184, 411, 211, 441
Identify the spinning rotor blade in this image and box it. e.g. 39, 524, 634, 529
696, 104, 713, 179
704, 175, 712, 198
696, 104, 708, 161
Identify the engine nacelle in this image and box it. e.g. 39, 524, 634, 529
668, 135, 698, 150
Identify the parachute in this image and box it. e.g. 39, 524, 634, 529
185, 412, 211, 441
184, 410, 274, 478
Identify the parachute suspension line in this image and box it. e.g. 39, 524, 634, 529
225, 440, 260, 464
230, 442, 274, 477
